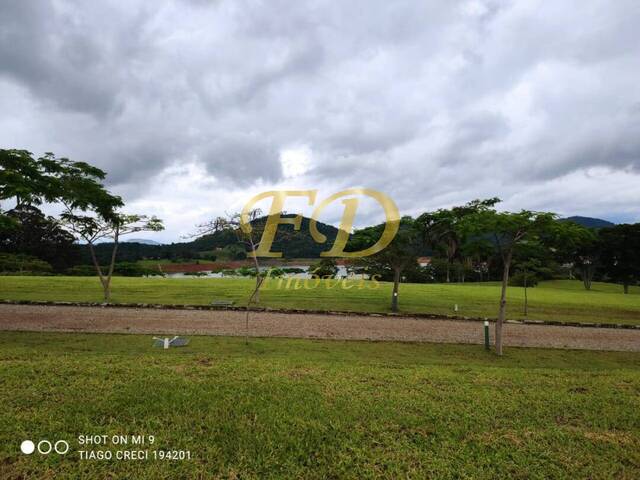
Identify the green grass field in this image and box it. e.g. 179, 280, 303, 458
1, 333, 638, 479
1, 276, 639, 325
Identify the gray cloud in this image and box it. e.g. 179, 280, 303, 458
1, 0, 640, 238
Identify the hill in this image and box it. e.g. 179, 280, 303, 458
123, 238, 163, 245
85, 215, 343, 264
562, 216, 615, 229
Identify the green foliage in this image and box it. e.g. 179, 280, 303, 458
0, 149, 122, 217
0, 205, 79, 271
66, 262, 163, 277
599, 224, 640, 292
309, 258, 338, 278
264, 267, 286, 278
415, 199, 500, 283
220, 244, 247, 260
282, 267, 305, 274
65, 265, 98, 276
351, 217, 422, 273
236, 265, 258, 277
509, 272, 539, 287
0, 253, 53, 274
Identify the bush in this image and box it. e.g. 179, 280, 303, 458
262, 267, 285, 278
237, 266, 258, 277
282, 267, 306, 274
509, 272, 539, 287
309, 259, 338, 278
65, 265, 97, 276
66, 263, 164, 277
0, 253, 53, 274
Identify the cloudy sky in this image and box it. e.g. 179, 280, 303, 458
1, 0, 639, 242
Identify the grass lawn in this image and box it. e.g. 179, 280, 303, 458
1, 276, 639, 325
0, 332, 638, 479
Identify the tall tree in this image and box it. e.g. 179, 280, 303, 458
599, 224, 640, 294
61, 212, 164, 302
416, 198, 499, 282
350, 217, 421, 312
552, 221, 599, 290
461, 208, 557, 355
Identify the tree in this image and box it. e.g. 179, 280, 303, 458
599, 224, 640, 294
512, 254, 542, 317
459, 237, 494, 282
350, 217, 421, 312
0, 205, 79, 271
416, 198, 499, 282
0, 149, 122, 222
61, 212, 164, 302
461, 208, 557, 355
553, 221, 599, 290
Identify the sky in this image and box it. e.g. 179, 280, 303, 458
1, 0, 639, 243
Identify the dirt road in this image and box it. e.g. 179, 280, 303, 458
1, 304, 639, 351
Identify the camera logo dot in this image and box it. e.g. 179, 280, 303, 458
20, 440, 35, 455
55, 440, 70, 455
21, 439, 69, 455
38, 440, 52, 454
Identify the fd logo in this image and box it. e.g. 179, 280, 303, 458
240, 188, 400, 258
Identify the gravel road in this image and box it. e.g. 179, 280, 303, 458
1, 304, 639, 352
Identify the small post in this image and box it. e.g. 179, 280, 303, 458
484, 321, 490, 350
163, 338, 169, 350
454, 304, 459, 312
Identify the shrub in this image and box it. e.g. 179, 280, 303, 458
309, 259, 338, 278
0, 253, 53, 274
66, 263, 164, 277
509, 272, 539, 287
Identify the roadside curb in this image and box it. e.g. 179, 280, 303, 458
1, 299, 639, 330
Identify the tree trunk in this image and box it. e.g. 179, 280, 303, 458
254, 276, 261, 303
496, 249, 513, 356
103, 279, 112, 303
87, 242, 109, 302
624, 283, 629, 294
391, 267, 401, 312
103, 230, 119, 303
523, 269, 528, 317
582, 263, 594, 290
249, 239, 261, 304
445, 263, 450, 283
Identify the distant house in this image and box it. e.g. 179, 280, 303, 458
418, 257, 431, 267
